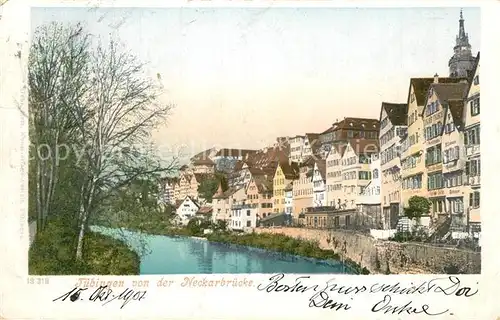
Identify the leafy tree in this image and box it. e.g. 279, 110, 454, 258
404, 196, 431, 220
197, 172, 228, 202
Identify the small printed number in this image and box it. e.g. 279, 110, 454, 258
27, 277, 49, 285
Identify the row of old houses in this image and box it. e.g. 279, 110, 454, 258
163, 11, 480, 239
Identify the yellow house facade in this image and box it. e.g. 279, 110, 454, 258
273, 161, 299, 214
401, 79, 429, 208
273, 164, 286, 214
401, 77, 466, 209
421, 81, 468, 220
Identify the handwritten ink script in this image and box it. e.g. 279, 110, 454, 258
53, 285, 146, 309
257, 273, 478, 316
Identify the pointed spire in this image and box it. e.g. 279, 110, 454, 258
458, 8, 466, 40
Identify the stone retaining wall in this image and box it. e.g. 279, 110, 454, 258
255, 227, 481, 274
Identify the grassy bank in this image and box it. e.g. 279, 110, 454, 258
29, 218, 140, 275
206, 231, 370, 275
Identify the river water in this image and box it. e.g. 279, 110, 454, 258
91, 226, 355, 274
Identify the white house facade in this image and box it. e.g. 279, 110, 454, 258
175, 196, 200, 226
312, 160, 327, 207
230, 204, 258, 232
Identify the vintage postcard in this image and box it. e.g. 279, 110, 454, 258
1, 0, 499, 319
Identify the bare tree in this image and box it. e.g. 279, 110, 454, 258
28, 22, 91, 232
72, 39, 174, 260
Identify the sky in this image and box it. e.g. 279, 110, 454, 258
31, 6, 481, 160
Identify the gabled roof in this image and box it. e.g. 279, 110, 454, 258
213, 186, 243, 199
420, 82, 469, 117
445, 99, 465, 129
253, 174, 274, 194
278, 160, 299, 180
346, 139, 379, 156
331, 143, 348, 157
314, 159, 327, 180
380, 102, 408, 126
408, 77, 468, 106
176, 196, 200, 209
466, 52, 480, 94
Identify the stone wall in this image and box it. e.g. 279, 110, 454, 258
255, 227, 481, 274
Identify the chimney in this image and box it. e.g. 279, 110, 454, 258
434, 73, 439, 84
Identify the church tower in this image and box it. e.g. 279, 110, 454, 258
448, 9, 476, 78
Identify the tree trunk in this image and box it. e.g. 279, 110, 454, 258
75, 177, 96, 261
36, 160, 43, 233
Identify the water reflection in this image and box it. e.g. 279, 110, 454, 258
90, 226, 355, 275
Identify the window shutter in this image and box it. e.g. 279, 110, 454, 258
469, 193, 473, 207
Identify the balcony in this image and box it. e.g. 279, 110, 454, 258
466, 145, 480, 157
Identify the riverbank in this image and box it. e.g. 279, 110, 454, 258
29, 218, 140, 275
206, 232, 370, 274
256, 227, 481, 274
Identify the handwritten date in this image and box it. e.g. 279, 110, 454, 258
53, 285, 146, 309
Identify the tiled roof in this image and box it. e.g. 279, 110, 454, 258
467, 52, 480, 88
253, 174, 274, 193
381, 102, 408, 126
432, 82, 469, 103
305, 133, 320, 144
196, 206, 213, 215
246, 145, 289, 169
409, 77, 468, 106
347, 139, 379, 155
259, 212, 285, 223
279, 161, 299, 180
215, 148, 257, 158
331, 117, 380, 132
447, 99, 465, 128
315, 159, 327, 180
213, 186, 241, 199
175, 200, 183, 209
331, 143, 347, 157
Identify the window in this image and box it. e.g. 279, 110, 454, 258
246, 210, 251, 216
373, 169, 379, 179
469, 191, 480, 208
247, 221, 251, 227
427, 173, 443, 190
465, 159, 481, 176
464, 126, 480, 145
347, 131, 354, 138
470, 97, 480, 116
345, 215, 351, 226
